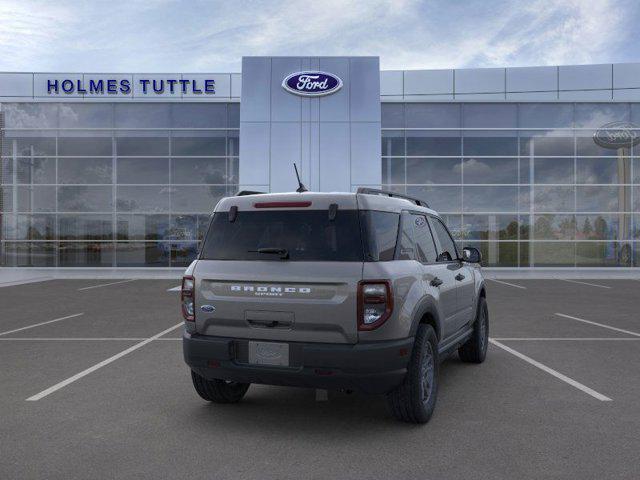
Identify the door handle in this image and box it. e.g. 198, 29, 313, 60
455, 273, 465, 281
430, 277, 443, 287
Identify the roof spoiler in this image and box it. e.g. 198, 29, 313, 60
356, 187, 429, 208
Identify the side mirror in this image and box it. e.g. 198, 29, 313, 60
462, 247, 482, 264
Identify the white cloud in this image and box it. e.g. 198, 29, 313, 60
0, 0, 636, 72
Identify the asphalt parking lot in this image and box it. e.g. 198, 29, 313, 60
1, 278, 639, 479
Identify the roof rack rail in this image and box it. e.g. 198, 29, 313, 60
236, 190, 266, 196
356, 187, 429, 208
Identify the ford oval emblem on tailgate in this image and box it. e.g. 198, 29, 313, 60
200, 304, 215, 312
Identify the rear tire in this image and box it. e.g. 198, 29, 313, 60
191, 370, 250, 403
458, 296, 489, 363
387, 324, 438, 424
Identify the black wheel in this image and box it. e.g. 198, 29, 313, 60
387, 324, 438, 424
190, 370, 250, 403
458, 296, 489, 363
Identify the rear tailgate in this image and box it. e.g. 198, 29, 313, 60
194, 260, 362, 344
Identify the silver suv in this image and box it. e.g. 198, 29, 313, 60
182, 188, 488, 423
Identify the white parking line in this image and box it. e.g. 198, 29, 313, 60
489, 338, 612, 402
0, 313, 84, 337
555, 313, 640, 337
78, 279, 137, 291
492, 337, 640, 341
26, 322, 183, 401
167, 286, 182, 292
487, 279, 527, 290
559, 279, 611, 289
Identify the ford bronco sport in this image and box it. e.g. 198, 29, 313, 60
182, 188, 488, 423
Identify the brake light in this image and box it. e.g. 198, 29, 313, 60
357, 280, 393, 331
254, 201, 312, 208
181, 275, 195, 321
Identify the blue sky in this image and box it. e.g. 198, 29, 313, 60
0, 0, 638, 72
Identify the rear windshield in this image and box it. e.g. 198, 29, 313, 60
200, 209, 400, 262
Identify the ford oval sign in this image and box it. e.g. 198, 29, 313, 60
593, 121, 640, 149
282, 71, 343, 97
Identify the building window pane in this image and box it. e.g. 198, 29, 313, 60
407, 132, 460, 156
116, 136, 168, 156
171, 185, 226, 213
533, 214, 576, 240
116, 158, 169, 184
59, 242, 114, 267
58, 214, 113, 240
464, 241, 518, 267
574, 103, 630, 128
382, 103, 404, 128
171, 158, 228, 184
16, 157, 56, 184
171, 104, 227, 128
3, 136, 56, 156
463, 104, 517, 128
381, 130, 404, 156
518, 104, 573, 129
576, 214, 630, 241
58, 158, 112, 184
534, 158, 574, 184
463, 157, 517, 184
59, 103, 112, 128
15, 214, 55, 240
2, 104, 58, 128
533, 186, 575, 212
228, 103, 240, 127
463, 135, 518, 156
406, 104, 460, 128
171, 134, 226, 156
406, 186, 461, 212
576, 157, 630, 184
17, 185, 56, 212
58, 137, 113, 156
463, 186, 518, 213
519, 134, 574, 156
58, 186, 113, 212
576, 186, 628, 212
114, 104, 170, 128
532, 242, 575, 266
382, 158, 405, 184
576, 242, 631, 267
115, 242, 170, 267
116, 214, 169, 241
461, 215, 519, 240
116, 186, 170, 212
407, 158, 461, 184
3, 242, 57, 267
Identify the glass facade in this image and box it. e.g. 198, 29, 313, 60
382, 103, 640, 267
1, 100, 639, 268
0, 102, 239, 267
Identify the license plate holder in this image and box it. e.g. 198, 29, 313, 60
248, 341, 289, 367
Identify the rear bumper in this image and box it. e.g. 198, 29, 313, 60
183, 332, 414, 394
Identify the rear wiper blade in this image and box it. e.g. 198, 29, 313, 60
248, 247, 290, 259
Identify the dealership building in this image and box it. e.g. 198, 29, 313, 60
1, 56, 639, 269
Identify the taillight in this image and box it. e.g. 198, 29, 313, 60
358, 280, 393, 331
181, 275, 195, 321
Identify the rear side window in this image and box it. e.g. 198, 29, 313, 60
360, 211, 400, 261
201, 210, 363, 261
412, 214, 438, 263
429, 217, 458, 262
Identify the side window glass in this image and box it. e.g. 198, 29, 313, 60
430, 217, 458, 262
397, 212, 416, 260
413, 214, 438, 263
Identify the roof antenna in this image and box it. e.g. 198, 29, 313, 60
293, 163, 308, 193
